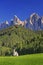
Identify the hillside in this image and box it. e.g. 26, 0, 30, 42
0, 25, 43, 56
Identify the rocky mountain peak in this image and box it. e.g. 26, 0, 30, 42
14, 15, 19, 21
5, 20, 9, 25
30, 13, 40, 25
41, 16, 43, 24
0, 13, 43, 30
13, 15, 25, 26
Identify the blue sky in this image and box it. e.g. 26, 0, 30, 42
0, 0, 43, 23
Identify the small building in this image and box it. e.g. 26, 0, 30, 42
13, 49, 18, 56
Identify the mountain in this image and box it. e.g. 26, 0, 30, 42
0, 13, 43, 56
25, 13, 43, 30
0, 13, 43, 30
10, 15, 26, 26
0, 21, 9, 29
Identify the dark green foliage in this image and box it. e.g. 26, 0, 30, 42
0, 25, 43, 56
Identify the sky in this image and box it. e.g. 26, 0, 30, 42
0, 0, 43, 23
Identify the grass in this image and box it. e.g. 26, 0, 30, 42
0, 53, 43, 65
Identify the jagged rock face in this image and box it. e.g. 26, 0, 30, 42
41, 16, 43, 24
13, 15, 20, 25
25, 13, 43, 30
0, 13, 43, 30
5, 21, 9, 25
30, 13, 40, 25
0, 21, 9, 29
41, 17, 43, 29
13, 15, 25, 26
11, 13, 43, 30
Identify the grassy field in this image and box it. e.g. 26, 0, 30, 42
0, 54, 43, 65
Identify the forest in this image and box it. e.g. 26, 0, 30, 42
0, 25, 43, 56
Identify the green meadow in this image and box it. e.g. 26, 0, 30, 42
0, 53, 43, 65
